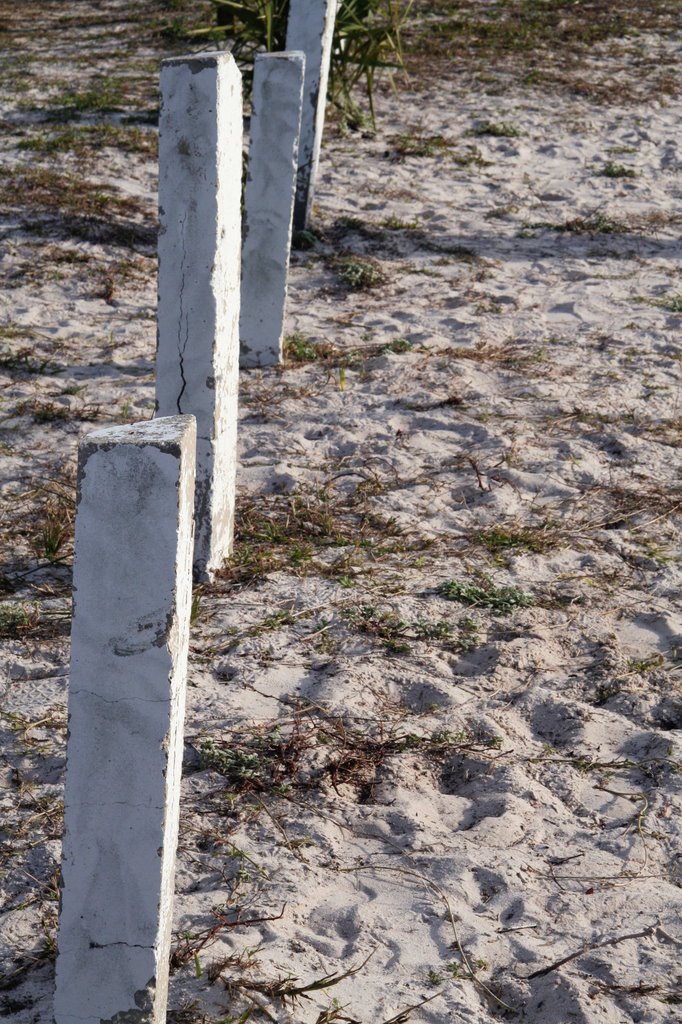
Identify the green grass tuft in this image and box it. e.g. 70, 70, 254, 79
439, 578, 534, 614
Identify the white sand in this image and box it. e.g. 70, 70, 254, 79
1, 5, 681, 1022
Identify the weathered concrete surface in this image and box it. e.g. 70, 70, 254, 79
54, 416, 196, 1024
240, 51, 305, 368
286, 0, 337, 230
156, 52, 242, 580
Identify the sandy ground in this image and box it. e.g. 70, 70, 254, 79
1, 2, 682, 1022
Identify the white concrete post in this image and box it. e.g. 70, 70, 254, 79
54, 415, 196, 1024
156, 52, 242, 581
240, 51, 305, 368
286, 0, 337, 231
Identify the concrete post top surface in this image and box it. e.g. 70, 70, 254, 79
161, 51, 238, 72
82, 415, 196, 450
256, 50, 305, 63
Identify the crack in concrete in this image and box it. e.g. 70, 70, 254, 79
71, 690, 171, 705
176, 212, 189, 414
66, 801, 165, 810
88, 941, 153, 950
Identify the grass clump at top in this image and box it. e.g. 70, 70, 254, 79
196, 0, 413, 122
439, 578, 534, 614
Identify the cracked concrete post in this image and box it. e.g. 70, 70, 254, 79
286, 0, 337, 231
54, 416, 196, 1024
156, 52, 242, 581
240, 51, 305, 368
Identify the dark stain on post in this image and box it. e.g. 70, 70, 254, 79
100, 979, 156, 1024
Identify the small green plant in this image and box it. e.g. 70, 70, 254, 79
392, 131, 454, 157
599, 161, 636, 178
472, 121, 520, 137
383, 337, 413, 353
292, 228, 319, 250
190, 591, 203, 625
283, 332, 319, 362
658, 295, 682, 313
475, 525, 551, 555
0, 603, 38, 639
427, 968, 444, 986
627, 654, 665, 675
453, 145, 492, 169
31, 401, 71, 424
438, 578, 534, 614
414, 619, 451, 641
344, 605, 412, 653
338, 256, 386, 290
41, 507, 67, 561
455, 616, 480, 652
447, 957, 488, 980
380, 215, 420, 230
595, 683, 621, 706
200, 740, 268, 787
336, 214, 367, 231
561, 212, 625, 234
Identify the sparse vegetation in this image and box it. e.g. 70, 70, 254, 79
475, 525, 557, 555
438, 578, 535, 614
2, 4, 682, 1021
0, 602, 38, 639
404, 0, 681, 103
19, 124, 157, 158
391, 131, 454, 158
337, 255, 388, 290
599, 161, 637, 179
472, 120, 520, 137
218, 488, 431, 588
197, 706, 503, 805
0, 166, 148, 221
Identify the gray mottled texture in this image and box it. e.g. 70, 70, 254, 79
54, 416, 196, 1024
155, 52, 242, 580
286, 0, 337, 231
240, 51, 305, 368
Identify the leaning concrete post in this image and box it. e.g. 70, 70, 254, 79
156, 53, 242, 581
286, 0, 337, 231
54, 416, 196, 1024
240, 51, 305, 368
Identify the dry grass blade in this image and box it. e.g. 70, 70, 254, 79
243, 948, 377, 1005
525, 922, 659, 980
379, 991, 443, 1023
